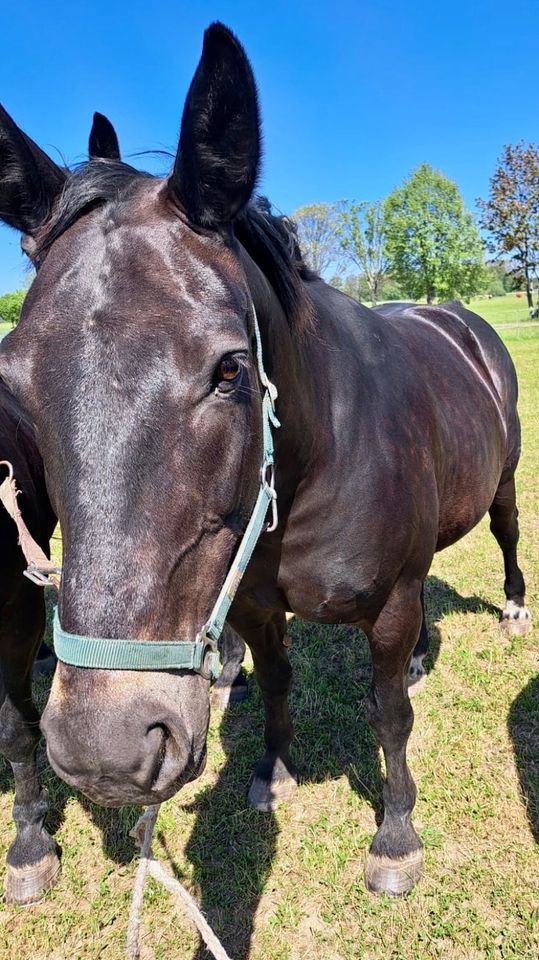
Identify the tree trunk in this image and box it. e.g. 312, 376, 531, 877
426, 288, 434, 305
524, 265, 533, 309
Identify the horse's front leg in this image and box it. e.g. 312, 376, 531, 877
231, 609, 297, 812
211, 623, 248, 709
364, 577, 424, 896
1, 583, 60, 903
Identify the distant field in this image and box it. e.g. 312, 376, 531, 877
0, 328, 537, 960
371, 295, 534, 328
467, 295, 534, 327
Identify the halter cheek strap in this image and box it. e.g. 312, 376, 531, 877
51, 304, 280, 679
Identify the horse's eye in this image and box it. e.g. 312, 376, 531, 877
217, 357, 241, 384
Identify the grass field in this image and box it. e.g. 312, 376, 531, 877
0, 330, 538, 960
466, 295, 536, 327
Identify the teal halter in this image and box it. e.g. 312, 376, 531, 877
53, 305, 280, 680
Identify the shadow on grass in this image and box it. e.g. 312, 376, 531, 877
422, 574, 502, 680
171, 574, 505, 959
508, 674, 539, 843
179, 614, 384, 959
0, 573, 507, 957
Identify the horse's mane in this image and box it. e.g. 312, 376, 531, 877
34, 162, 315, 332
234, 197, 316, 332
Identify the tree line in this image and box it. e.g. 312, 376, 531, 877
292, 142, 539, 309
1, 142, 538, 321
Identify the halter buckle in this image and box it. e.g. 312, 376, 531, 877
23, 565, 62, 587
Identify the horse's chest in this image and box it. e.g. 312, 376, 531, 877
277, 515, 394, 625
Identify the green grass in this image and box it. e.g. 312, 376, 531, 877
364, 295, 535, 329
0, 321, 11, 341
0, 331, 538, 960
467, 295, 535, 328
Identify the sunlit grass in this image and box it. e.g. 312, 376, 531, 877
467, 294, 535, 327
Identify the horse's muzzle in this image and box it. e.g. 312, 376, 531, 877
40, 665, 210, 806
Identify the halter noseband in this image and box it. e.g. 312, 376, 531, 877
52, 304, 280, 679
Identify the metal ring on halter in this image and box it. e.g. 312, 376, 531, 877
194, 626, 220, 680
0, 460, 14, 481
261, 463, 278, 533
23, 568, 58, 586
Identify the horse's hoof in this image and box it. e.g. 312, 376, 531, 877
3, 851, 61, 905
500, 601, 532, 637
407, 655, 427, 696
248, 774, 297, 812
364, 848, 423, 897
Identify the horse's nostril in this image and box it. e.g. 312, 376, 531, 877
145, 724, 170, 786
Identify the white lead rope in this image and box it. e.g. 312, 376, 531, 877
126, 804, 233, 960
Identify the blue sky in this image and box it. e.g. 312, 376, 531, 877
0, 0, 538, 293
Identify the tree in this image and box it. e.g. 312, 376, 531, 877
0, 290, 25, 327
478, 262, 507, 298
384, 163, 484, 303
335, 201, 388, 305
330, 273, 371, 302
477, 142, 539, 310
291, 203, 342, 276
330, 271, 406, 304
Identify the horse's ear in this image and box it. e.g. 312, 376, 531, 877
89, 112, 121, 161
170, 22, 261, 228
0, 104, 66, 234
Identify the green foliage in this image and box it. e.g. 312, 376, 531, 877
291, 203, 342, 276
330, 272, 406, 303
477, 141, 539, 307
329, 273, 370, 302
335, 201, 388, 304
478, 262, 508, 298
0, 289, 25, 326
383, 163, 485, 303
379, 274, 407, 301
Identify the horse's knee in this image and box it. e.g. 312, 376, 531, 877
0, 696, 41, 763
365, 685, 414, 746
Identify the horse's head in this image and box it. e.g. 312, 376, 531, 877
0, 24, 271, 806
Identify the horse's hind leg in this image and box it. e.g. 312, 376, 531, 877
364, 578, 424, 896
407, 582, 429, 695
1, 580, 60, 903
211, 623, 248, 709
489, 476, 531, 636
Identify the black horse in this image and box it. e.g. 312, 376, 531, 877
0, 386, 57, 902
0, 22, 530, 902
